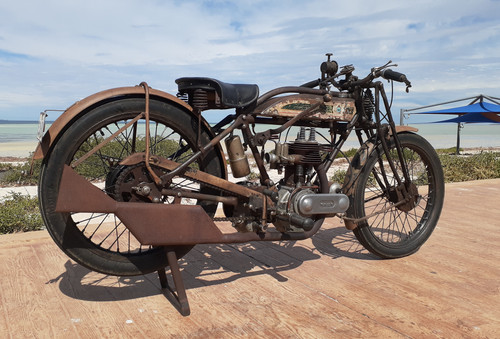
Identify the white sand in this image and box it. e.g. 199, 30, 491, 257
0, 141, 38, 158
0, 186, 38, 200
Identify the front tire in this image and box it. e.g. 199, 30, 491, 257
345, 133, 444, 258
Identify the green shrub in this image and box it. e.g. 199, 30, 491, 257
330, 151, 500, 185
73, 137, 195, 180
246, 171, 260, 181
439, 152, 500, 183
0, 158, 40, 186
336, 148, 358, 159
436, 147, 463, 155
330, 169, 347, 184
0, 192, 44, 234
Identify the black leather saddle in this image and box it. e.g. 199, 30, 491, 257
176, 77, 259, 109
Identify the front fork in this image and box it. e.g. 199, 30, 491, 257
372, 82, 412, 191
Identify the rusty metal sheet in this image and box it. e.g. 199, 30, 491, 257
54, 165, 224, 245
33, 86, 191, 160
55, 165, 118, 213
116, 203, 223, 245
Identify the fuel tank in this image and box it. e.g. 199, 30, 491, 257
254, 93, 356, 121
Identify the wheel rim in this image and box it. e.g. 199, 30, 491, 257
361, 143, 436, 246
61, 114, 206, 256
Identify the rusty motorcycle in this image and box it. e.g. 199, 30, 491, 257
34, 54, 444, 315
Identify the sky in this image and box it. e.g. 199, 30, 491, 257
1, 0, 500, 123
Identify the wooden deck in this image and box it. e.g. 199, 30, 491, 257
1, 179, 499, 338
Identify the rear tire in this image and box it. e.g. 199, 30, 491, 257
39, 98, 223, 276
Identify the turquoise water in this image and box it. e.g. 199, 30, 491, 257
0, 123, 42, 143
1, 122, 499, 152
412, 123, 500, 149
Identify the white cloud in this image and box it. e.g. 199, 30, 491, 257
0, 0, 500, 120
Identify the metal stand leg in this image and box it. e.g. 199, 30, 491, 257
157, 250, 190, 316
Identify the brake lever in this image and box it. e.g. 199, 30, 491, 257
371, 60, 398, 76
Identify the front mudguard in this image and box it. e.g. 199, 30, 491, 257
33, 84, 227, 178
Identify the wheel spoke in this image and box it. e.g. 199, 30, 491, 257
65, 115, 207, 255
39, 99, 225, 275
351, 134, 443, 258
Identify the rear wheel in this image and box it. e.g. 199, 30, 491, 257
39, 98, 223, 275
345, 133, 444, 258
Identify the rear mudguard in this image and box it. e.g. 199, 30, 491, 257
33, 84, 227, 178
342, 128, 418, 230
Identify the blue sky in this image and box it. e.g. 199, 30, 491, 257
1, 0, 500, 123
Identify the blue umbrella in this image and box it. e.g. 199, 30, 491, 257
437, 112, 500, 123
415, 99, 500, 154
418, 101, 500, 116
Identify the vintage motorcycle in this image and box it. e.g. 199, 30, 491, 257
34, 54, 444, 314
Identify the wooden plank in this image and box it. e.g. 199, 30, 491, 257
0, 179, 499, 337
177, 246, 400, 337
0, 241, 66, 338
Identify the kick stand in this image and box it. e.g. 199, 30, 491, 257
157, 250, 190, 316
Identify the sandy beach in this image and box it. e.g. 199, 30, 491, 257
0, 141, 38, 158
0, 142, 37, 199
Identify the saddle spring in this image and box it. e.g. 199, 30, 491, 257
191, 89, 209, 111
362, 89, 375, 121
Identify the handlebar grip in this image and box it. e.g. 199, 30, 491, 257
300, 79, 321, 88
381, 69, 408, 83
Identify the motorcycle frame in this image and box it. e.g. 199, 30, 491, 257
53, 75, 415, 246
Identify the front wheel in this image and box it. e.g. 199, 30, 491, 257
345, 132, 444, 258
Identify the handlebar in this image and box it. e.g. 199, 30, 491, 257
300, 59, 412, 92
380, 69, 406, 83
338, 64, 412, 92
382, 69, 412, 92
380, 69, 412, 90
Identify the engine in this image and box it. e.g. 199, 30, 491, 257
266, 127, 350, 233
226, 127, 348, 234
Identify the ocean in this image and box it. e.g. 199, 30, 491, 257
0, 122, 46, 142
0, 123, 44, 157
0, 121, 499, 158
